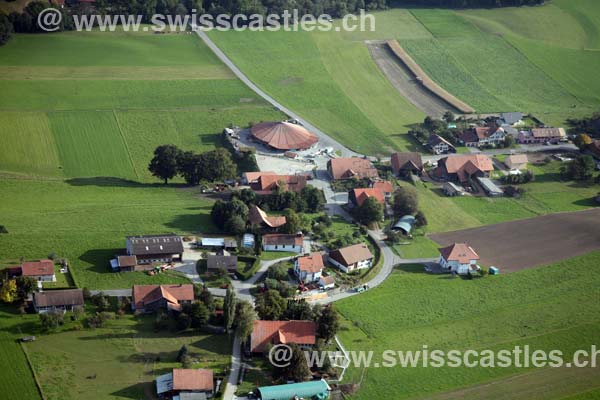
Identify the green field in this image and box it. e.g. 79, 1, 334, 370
337, 252, 600, 399
208, 14, 427, 156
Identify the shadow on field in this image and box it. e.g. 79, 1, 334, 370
165, 209, 217, 233
573, 198, 599, 207
111, 383, 148, 400
65, 177, 188, 188
79, 248, 122, 274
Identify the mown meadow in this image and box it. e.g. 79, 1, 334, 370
336, 252, 600, 400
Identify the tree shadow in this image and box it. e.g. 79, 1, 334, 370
394, 264, 426, 273
65, 177, 184, 188
110, 383, 149, 400
191, 334, 232, 355
165, 211, 218, 234
573, 198, 599, 207
78, 248, 123, 275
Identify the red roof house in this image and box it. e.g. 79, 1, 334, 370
438, 243, 480, 275
132, 284, 194, 313
349, 188, 385, 207
20, 260, 55, 282
250, 320, 317, 353
327, 158, 378, 180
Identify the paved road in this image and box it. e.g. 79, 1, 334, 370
195, 30, 358, 158
222, 336, 242, 400
419, 144, 578, 164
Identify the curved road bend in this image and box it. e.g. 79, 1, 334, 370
195, 30, 358, 158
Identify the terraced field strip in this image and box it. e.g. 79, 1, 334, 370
386, 40, 475, 114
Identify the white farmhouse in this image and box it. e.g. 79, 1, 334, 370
328, 243, 374, 273
438, 243, 480, 275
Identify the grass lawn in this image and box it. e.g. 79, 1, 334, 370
392, 231, 440, 259
25, 313, 230, 400
336, 251, 600, 399
0, 178, 216, 290
259, 251, 298, 261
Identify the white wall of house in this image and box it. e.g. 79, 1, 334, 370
439, 256, 477, 275
30, 274, 56, 282
263, 243, 302, 253
319, 278, 335, 290
293, 261, 322, 282
329, 257, 372, 273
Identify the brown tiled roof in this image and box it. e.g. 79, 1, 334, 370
328, 158, 378, 180
351, 188, 385, 206
262, 233, 303, 246
133, 284, 194, 310
320, 276, 335, 286
244, 171, 276, 183
531, 128, 566, 138
438, 243, 479, 264
372, 181, 394, 194
117, 255, 137, 267
251, 174, 307, 194
172, 369, 214, 392
206, 255, 238, 271
248, 205, 287, 228
297, 253, 324, 273
251, 121, 318, 150
428, 134, 454, 148
438, 154, 494, 182
251, 320, 316, 353
21, 260, 54, 277
390, 152, 423, 173
34, 289, 84, 308
506, 154, 528, 165
329, 243, 373, 267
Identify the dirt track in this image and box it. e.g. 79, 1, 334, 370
430, 208, 600, 272
366, 41, 460, 118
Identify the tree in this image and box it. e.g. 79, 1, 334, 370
199, 286, 215, 313
177, 345, 189, 362
282, 208, 301, 234
188, 302, 209, 329
0, 14, 13, 46
224, 287, 237, 333
235, 300, 256, 344
211, 199, 249, 230
563, 155, 595, 181
224, 215, 247, 235
574, 133, 593, 150
0, 225, 7, 233
148, 145, 182, 184
414, 210, 428, 228
443, 111, 455, 123
255, 289, 287, 320
15, 276, 36, 301
317, 305, 340, 343
284, 344, 311, 382
355, 196, 383, 226
0, 280, 17, 303
503, 134, 515, 148
40, 311, 64, 331
233, 188, 257, 206
177, 151, 204, 186
300, 186, 325, 212
177, 313, 192, 331
393, 186, 419, 216
199, 148, 237, 182
91, 293, 111, 311
284, 300, 313, 320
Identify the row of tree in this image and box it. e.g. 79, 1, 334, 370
148, 144, 236, 185
232, 186, 326, 214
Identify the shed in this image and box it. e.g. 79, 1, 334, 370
257, 379, 330, 400
443, 182, 465, 197
392, 215, 416, 235
477, 177, 504, 197
201, 238, 225, 248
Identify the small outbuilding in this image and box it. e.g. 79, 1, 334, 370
392, 215, 416, 235
477, 177, 504, 197
256, 379, 330, 400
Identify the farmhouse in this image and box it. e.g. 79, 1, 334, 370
438, 243, 480, 275
428, 134, 456, 155
125, 234, 183, 265
371, 180, 394, 199
256, 380, 330, 400
18, 260, 56, 282
433, 154, 494, 183
206, 253, 238, 273
156, 368, 214, 399
496, 112, 524, 126
262, 233, 303, 253
243, 171, 275, 185
327, 157, 378, 180
248, 205, 287, 229
250, 121, 318, 151
132, 284, 194, 313
250, 174, 308, 195
33, 289, 84, 313
250, 320, 316, 353
505, 154, 528, 170
328, 243, 374, 273
390, 152, 424, 176
348, 188, 385, 207
518, 127, 566, 144
459, 126, 506, 148
294, 252, 324, 282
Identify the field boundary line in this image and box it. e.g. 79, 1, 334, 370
19, 342, 46, 400
112, 110, 140, 180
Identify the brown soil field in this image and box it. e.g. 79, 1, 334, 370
430, 208, 600, 272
